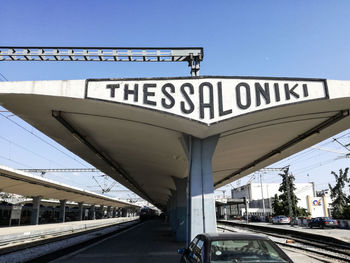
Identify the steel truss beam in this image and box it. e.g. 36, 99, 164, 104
0, 46, 203, 76
19, 168, 99, 173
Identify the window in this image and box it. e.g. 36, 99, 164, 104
210, 239, 289, 263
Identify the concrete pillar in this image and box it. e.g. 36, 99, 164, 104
224, 204, 227, 220
174, 178, 187, 241
30, 196, 42, 225
121, 208, 127, 217
168, 191, 176, 230
89, 205, 96, 220
78, 202, 84, 221
322, 195, 328, 217
107, 206, 112, 218
112, 207, 117, 218
100, 206, 105, 218
187, 135, 218, 243
59, 200, 67, 222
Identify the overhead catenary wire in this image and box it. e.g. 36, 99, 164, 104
0, 113, 90, 168
0, 134, 64, 167
0, 72, 8, 81
0, 154, 34, 168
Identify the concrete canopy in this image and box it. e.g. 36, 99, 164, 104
0, 165, 138, 208
0, 77, 350, 208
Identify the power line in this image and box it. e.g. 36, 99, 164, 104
0, 72, 8, 81
0, 113, 90, 167
0, 134, 64, 167
0, 154, 34, 168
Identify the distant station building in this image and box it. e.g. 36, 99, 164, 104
219, 182, 331, 218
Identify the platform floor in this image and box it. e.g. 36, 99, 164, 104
52, 220, 184, 263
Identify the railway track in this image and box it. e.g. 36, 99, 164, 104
0, 220, 140, 263
217, 222, 350, 263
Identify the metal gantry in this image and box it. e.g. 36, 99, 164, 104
0, 46, 204, 76
19, 168, 99, 173
19, 168, 100, 177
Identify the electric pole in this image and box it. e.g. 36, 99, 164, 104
285, 173, 294, 226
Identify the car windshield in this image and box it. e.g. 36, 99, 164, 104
210, 239, 289, 263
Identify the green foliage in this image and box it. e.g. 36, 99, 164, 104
329, 168, 350, 219
271, 194, 283, 215
272, 167, 308, 217
343, 206, 350, 219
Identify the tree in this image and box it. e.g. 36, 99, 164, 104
329, 168, 349, 219
271, 193, 283, 215
272, 167, 309, 217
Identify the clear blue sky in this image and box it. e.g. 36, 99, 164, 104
0, 0, 350, 198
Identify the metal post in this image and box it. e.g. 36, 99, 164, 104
260, 173, 266, 216
190, 58, 200, 77
244, 197, 249, 224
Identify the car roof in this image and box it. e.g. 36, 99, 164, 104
197, 232, 270, 241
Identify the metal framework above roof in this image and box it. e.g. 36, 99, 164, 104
19, 168, 100, 173
0, 46, 204, 76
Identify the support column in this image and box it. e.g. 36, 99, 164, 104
78, 202, 84, 221
174, 178, 187, 241
89, 205, 96, 220
30, 196, 42, 225
107, 206, 111, 218
121, 208, 127, 217
168, 191, 176, 230
59, 200, 67, 222
100, 206, 105, 218
112, 207, 117, 218
187, 135, 219, 244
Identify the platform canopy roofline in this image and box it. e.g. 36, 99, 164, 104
1, 78, 350, 209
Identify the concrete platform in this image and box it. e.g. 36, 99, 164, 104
0, 217, 138, 246
52, 219, 184, 263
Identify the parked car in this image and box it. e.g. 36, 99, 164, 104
308, 217, 338, 229
272, 215, 290, 224
250, 215, 266, 222
178, 232, 293, 262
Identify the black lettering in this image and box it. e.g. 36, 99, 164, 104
161, 83, 175, 109
236, 82, 251, 110
180, 83, 195, 114
217, 82, 232, 116
284, 83, 299, 100
143, 83, 157, 106
274, 83, 281, 102
106, 84, 119, 98
255, 83, 270, 106
199, 82, 214, 119
124, 84, 138, 102
303, 84, 309, 97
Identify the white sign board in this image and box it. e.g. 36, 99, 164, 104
86, 77, 327, 125
10, 205, 22, 220
311, 198, 325, 217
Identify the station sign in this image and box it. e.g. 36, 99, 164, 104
86, 77, 327, 125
